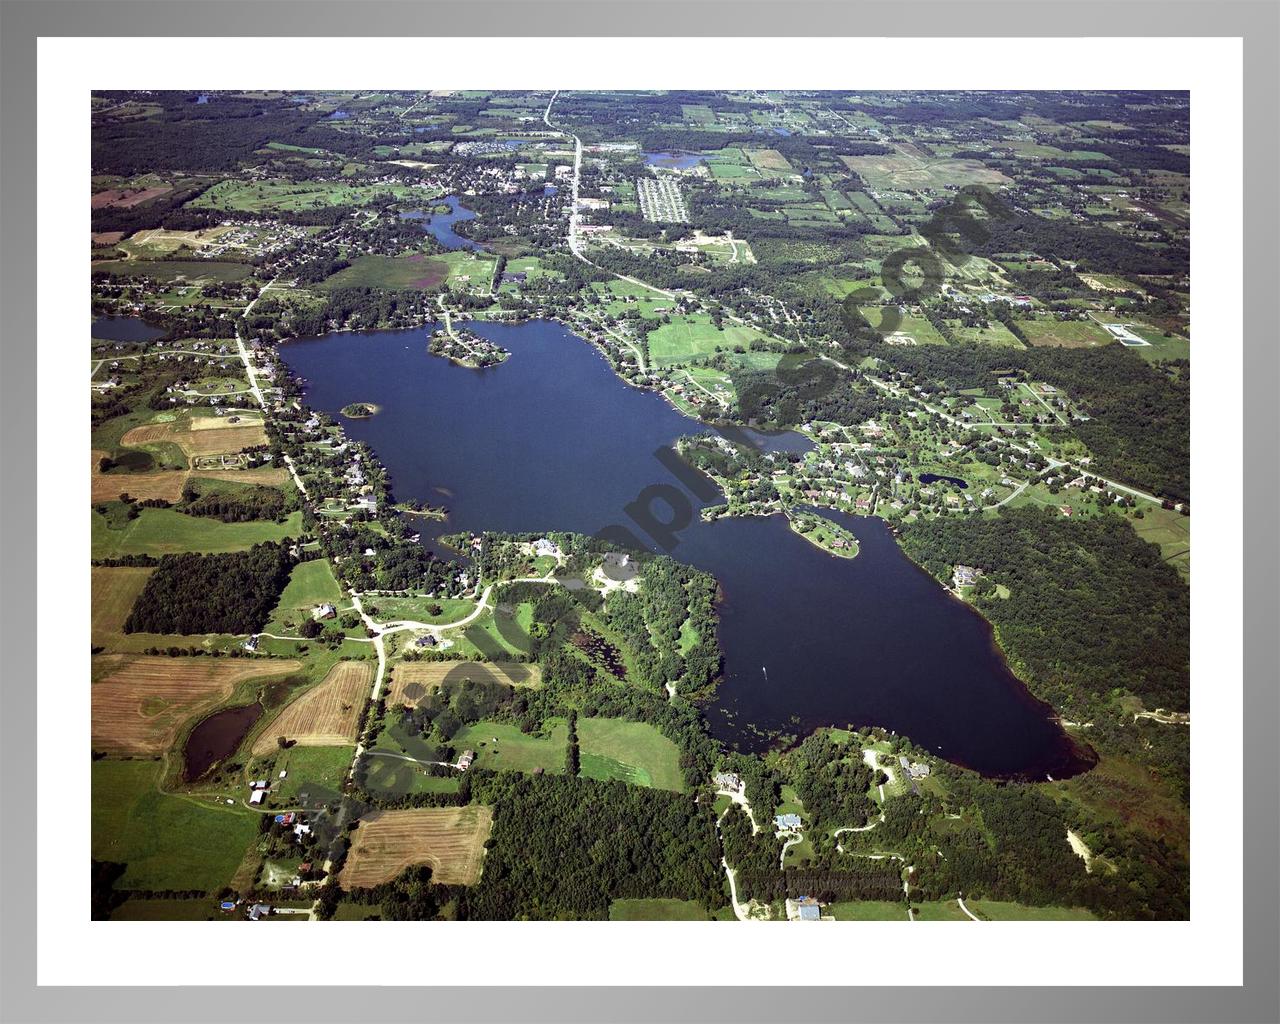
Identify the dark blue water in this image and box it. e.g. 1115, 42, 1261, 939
920, 473, 968, 489
91, 316, 166, 343
328, 109, 350, 120
644, 151, 702, 170
400, 196, 486, 252
279, 321, 1088, 777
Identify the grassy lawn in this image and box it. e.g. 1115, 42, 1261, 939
92, 507, 303, 557
646, 314, 770, 366
828, 900, 909, 921
250, 745, 356, 808
92, 759, 258, 892
608, 898, 711, 921
577, 718, 684, 793
1124, 504, 1190, 581
452, 718, 568, 774
911, 899, 974, 921
266, 558, 346, 632
366, 595, 476, 625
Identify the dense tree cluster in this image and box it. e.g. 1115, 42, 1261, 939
898, 506, 1189, 710
123, 542, 294, 635
178, 480, 290, 523
460, 773, 722, 919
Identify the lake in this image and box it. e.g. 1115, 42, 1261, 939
92, 315, 166, 343
183, 703, 263, 781
400, 196, 486, 252
920, 472, 968, 489
279, 320, 1089, 778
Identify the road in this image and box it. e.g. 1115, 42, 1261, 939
233, 276, 308, 498
542, 90, 675, 300
957, 896, 982, 921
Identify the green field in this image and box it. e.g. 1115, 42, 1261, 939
191, 178, 419, 213
92, 508, 304, 558
255, 745, 356, 807
965, 900, 1097, 921
90, 259, 254, 284
646, 314, 771, 366
1017, 319, 1114, 349
452, 718, 568, 774
911, 899, 975, 921
365, 595, 476, 625
109, 898, 225, 921
319, 254, 448, 291
266, 558, 346, 633
608, 898, 711, 921
92, 759, 258, 892
828, 900, 909, 921
577, 717, 684, 793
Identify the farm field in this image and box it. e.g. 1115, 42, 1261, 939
92, 451, 189, 503
91, 654, 302, 755
386, 660, 542, 707
341, 806, 493, 887
452, 718, 568, 774
92, 759, 258, 892
577, 717, 684, 793
109, 898, 224, 921
91, 566, 154, 647
122, 415, 267, 458
840, 146, 1009, 190
190, 178, 419, 213
252, 660, 373, 754
608, 898, 711, 921
92, 507, 303, 558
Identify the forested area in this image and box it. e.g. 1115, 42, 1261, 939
897, 506, 1189, 710
178, 480, 290, 523
123, 542, 294, 635
780, 733, 880, 830
883, 343, 1190, 500
460, 773, 722, 919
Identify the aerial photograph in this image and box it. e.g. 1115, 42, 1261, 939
89, 89, 1190, 924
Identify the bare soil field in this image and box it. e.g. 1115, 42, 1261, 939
92, 655, 301, 755
92, 231, 127, 245
92, 450, 190, 503
122, 417, 268, 458
386, 661, 542, 708
340, 806, 493, 887
252, 660, 373, 754
90, 186, 174, 209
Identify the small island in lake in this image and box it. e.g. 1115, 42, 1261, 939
340, 402, 378, 419
428, 326, 510, 368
